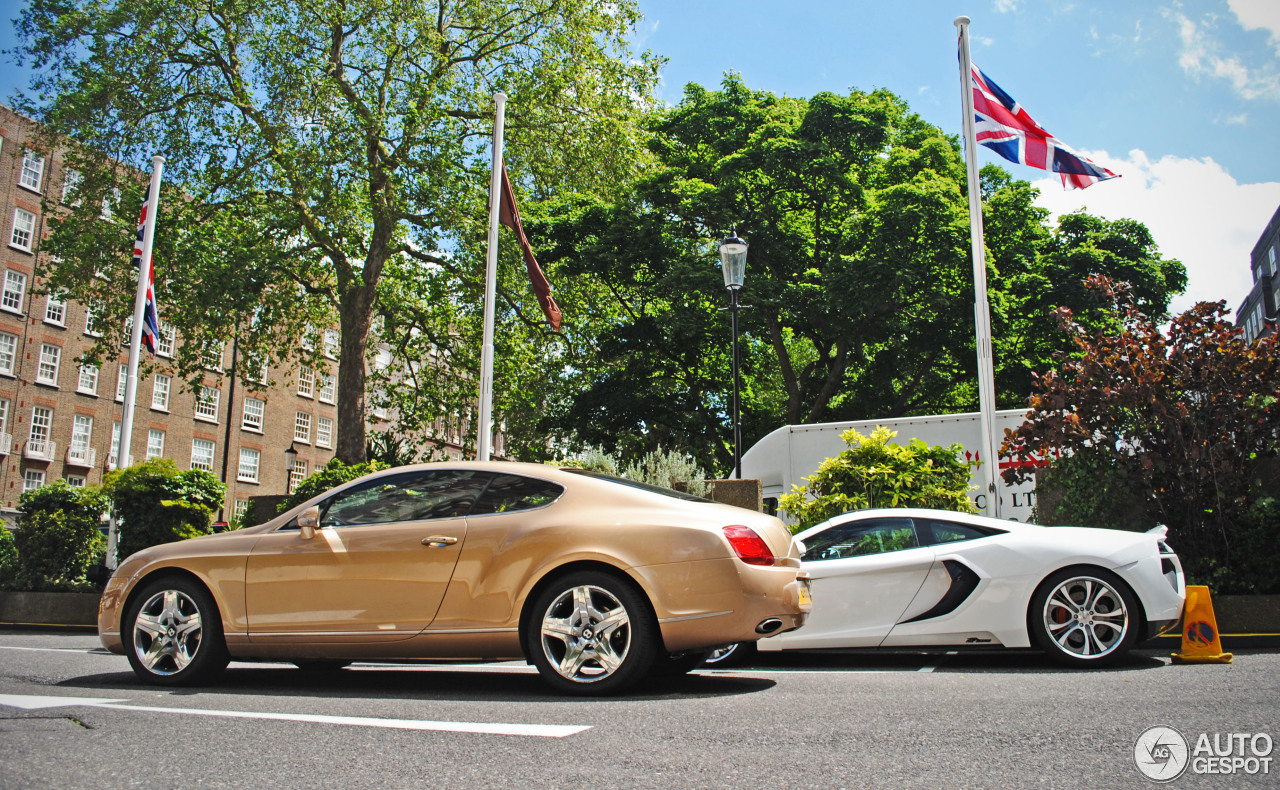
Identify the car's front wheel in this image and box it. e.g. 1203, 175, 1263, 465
123, 576, 229, 685
527, 571, 657, 695
1030, 567, 1140, 667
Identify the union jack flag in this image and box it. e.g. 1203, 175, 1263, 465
968, 60, 1118, 190
130, 201, 161, 354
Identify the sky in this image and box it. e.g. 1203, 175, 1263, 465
3, 0, 1278, 315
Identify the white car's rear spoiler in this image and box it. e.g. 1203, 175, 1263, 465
1147, 524, 1169, 539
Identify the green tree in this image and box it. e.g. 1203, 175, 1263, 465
779, 426, 976, 531
0, 525, 17, 586
1003, 277, 1280, 593
16, 0, 660, 463
103, 459, 228, 560
12, 481, 109, 590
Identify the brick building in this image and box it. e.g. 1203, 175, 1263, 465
1239, 203, 1280, 342
1, 104, 473, 526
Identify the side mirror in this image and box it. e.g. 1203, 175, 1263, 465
298, 505, 320, 540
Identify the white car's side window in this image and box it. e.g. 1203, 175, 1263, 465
802, 518, 918, 561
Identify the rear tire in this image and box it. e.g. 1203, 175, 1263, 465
1029, 567, 1140, 668
526, 570, 658, 695
123, 576, 229, 686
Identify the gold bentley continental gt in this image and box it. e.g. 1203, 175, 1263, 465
98, 461, 811, 695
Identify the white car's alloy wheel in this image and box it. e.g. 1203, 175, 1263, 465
1041, 574, 1130, 659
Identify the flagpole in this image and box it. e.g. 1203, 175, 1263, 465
954, 16, 1002, 519
107, 155, 164, 568
477, 93, 507, 462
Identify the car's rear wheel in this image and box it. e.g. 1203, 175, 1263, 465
124, 576, 229, 686
1030, 567, 1139, 668
527, 571, 657, 695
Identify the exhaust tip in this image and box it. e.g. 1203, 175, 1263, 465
755, 618, 783, 635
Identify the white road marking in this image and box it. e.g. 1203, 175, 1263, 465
0, 645, 108, 655
0, 694, 590, 738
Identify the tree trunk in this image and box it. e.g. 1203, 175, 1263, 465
334, 283, 376, 464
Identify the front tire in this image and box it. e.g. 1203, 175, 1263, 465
123, 576, 229, 686
1029, 567, 1140, 668
526, 571, 658, 695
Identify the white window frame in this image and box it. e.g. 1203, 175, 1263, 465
298, 366, 315, 398
294, 411, 312, 444
19, 151, 44, 192
288, 458, 308, 494
152, 373, 171, 411
316, 416, 334, 449
194, 385, 220, 423
0, 332, 17, 376
242, 396, 265, 432
238, 448, 260, 483
116, 363, 128, 401
29, 405, 52, 448
84, 304, 103, 337
9, 209, 35, 252
201, 342, 223, 371
319, 372, 336, 404
0, 398, 9, 435
191, 438, 215, 472
61, 169, 82, 205
2, 270, 28, 313
70, 414, 93, 455
44, 294, 66, 326
36, 343, 61, 386
146, 428, 165, 460
23, 469, 45, 491
109, 422, 121, 467
65, 475, 86, 487
234, 498, 251, 522
324, 328, 340, 358
77, 363, 99, 395
157, 324, 174, 357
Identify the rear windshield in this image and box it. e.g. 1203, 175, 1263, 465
561, 469, 714, 503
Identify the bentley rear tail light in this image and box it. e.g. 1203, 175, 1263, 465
723, 525, 775, 566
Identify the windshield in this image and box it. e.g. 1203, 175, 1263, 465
561, 469, 714, 503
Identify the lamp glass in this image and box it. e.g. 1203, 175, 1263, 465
719, 235, 748, 289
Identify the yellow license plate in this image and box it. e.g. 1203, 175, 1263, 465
798, 584, 812, 607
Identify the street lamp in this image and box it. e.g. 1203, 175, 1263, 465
284, 441, 298, 493
719, 229, 748, 479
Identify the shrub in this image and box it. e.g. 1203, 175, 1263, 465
103, 459, 228, 561
278, 458, 389, 513
12, 480, 109, 590
1032, 448, 1155, 532
622, 449, 709, 497
779, 426, 976, 531
0, 525, 18, 587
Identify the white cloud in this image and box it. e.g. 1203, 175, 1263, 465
1228, 0, 1280, 54
992, 0, 1020, 12
1171, 11, 1280, 100
1028, 149, 1280, 316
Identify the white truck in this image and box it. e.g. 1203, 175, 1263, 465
742, 409, 1039, 522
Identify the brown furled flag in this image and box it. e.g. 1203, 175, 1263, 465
498, 163, 562, 331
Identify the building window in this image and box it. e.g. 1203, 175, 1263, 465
10, 209, 36, 252
116, 363, 128, 401
61, 169, 82, 205
319, 373, 336, 404
238, 448, 260, 482
288, 458, 308, 493
75, 362, 99, 395
0, 332, 17, 375
152, 373, 170, 410
294, 411, 312, 443
242, 397, 265, 432
84, 305, 102, 337
316, 416, 334, 449
234, 498, 251, 523
157, 324, 175, 357
66, 475, 86, 487
19, 151, 44, 191
0, 398, 9, 436
44, 295, 66, 326
324, 328, 340, 358
29, 406, 52, 455
146, 429, 165, 459
201, 342, 223, 371
2, 270, 28, 311
191, 438, 215, 472
109, 422, 121, 467
23, 469, 45, 492
194, 385, 220, 423
298, 366, 315, 398
37, 344, 61, 386
70, 414, 93, 460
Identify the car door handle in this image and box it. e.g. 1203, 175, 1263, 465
421, 536, 459, 547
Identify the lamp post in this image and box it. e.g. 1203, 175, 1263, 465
284, 442, 298, 494
719, 229, 748, 479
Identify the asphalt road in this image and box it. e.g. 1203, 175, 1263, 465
1, 630, 1277, 789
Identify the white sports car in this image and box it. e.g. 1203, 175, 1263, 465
708, 509, 1185, 667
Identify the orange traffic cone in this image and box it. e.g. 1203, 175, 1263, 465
1171, 585, 1233, 664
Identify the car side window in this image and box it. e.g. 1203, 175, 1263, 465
320, 470, 489, 527
469, 474, 564, 515
801, 518, 919, 561
918, 518, 1004, 546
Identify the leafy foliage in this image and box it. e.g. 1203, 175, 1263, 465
1004, 277, 1280, 593
0, 526, 17, 585
1031, 447, 1155, 533
621, 450, 710, 497
10, 481, 109, 591
103, 459, 227, 561
278, 459, 389, 513
780, 426, 976, 531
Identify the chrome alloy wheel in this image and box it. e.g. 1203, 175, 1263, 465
132, 589, 204, 676
539, 584, 632, 683
1042, 575, 1130, 659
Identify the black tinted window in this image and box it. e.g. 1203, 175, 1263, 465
470, 474, 564, 515
917, 518, 1004, 545
802, 518, 919, 561
321, 470, 488, 527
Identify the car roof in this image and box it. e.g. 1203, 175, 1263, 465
803, 508, 1041, 536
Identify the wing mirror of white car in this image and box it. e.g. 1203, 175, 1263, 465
297, 506, 321, 540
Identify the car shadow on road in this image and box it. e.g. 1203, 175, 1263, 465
56, 664, 777, 703
736, 648, 1169, 673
